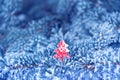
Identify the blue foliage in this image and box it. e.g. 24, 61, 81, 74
0, 0, 120, 80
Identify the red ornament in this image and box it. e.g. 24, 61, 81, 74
53, 40, 70, 61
